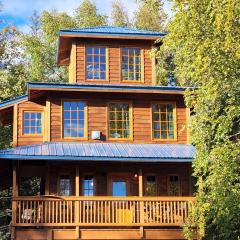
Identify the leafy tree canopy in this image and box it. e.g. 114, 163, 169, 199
156, 0, 240, 239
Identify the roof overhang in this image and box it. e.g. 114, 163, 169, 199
27, 82, 188, 100
0, 95, 28, 111
0, 142, 195, 163
57, 28, 166, 66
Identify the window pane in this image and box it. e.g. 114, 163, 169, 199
23, 112, 42, 135
112, 181, 126, 196
108, 103, 130, 139
169, 175, 180, 196
121, 48, 141, 81
86, 46, 106, 80
152, 104, 175, 140
59, 175, 71, 196
63, 101, 85, 138
145, 176, 157, 196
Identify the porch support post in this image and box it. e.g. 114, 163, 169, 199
12, 161, 18, 240
45, 162, 50, 195
75, 166, 80, 239
139, 169, 144, 238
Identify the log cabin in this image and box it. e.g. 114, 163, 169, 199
0, 26, 196, 240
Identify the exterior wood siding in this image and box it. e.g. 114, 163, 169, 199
75, 39, 153, 85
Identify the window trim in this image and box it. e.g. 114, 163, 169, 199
151, 101, 177, 141
85, 45, 109, 82
144, 174, 158, 196
107, 101, 133, 141
58, 174, 72, 196
22, 110, 43, 136
82, 174, 96, 196
61, 99, 88, 140
167, 174, 181, 196
120, 46, 145, 83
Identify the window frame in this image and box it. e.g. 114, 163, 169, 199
107, 101, 133, 141
151, 101, 177, 141
120, 46, 144, 83
82, 174, 95, 196
144, 174, 158, 196
167, 174, 181, 196
61, 99, 88, 140
58, 174, 72, 196
22, 110, 43, 136
85, 45, 109, 82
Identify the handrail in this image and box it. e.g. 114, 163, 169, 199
12, 196, 195, 227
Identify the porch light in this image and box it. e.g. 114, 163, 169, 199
133, 172, 139, 178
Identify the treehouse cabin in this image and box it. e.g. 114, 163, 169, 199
0, 27, 195, 240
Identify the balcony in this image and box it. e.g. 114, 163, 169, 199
12, 196, 194, 227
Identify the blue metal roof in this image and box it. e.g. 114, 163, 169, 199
0, 95, 28, 110
0, 142, 195, 162
59, 26, 166, 39
28, 82, 188, 94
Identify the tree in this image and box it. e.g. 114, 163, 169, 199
75, 0, 107, 27
22, 10, 76, 83
111, 0, 131, 27
156, 1, 240, 239
134, 0, 167, 31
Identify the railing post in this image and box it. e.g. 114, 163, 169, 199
75, 166, 80, 239
138, 169, 144, 238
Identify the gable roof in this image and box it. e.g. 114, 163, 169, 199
59, 26, 166, 39
0, 95, 28, 110
0, 142, 195, 162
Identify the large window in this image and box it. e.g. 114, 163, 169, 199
83, 175, 94, 196
145, 175, 157, 196
86, 46, 106, 80
168, 175, 180, 196
108, 103, 131, 139
59, 175, 71, 196
23, 111, 42, 135
152, 103, 175, 140
63, 101, 86, 138
121, 48, 141, 81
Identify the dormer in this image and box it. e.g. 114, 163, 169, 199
57, 26, 165, 85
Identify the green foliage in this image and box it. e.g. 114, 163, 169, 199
157, 0, 240, 239
111, 0, 131, 27
75, 0, 107, 27
134, 0, 167, 32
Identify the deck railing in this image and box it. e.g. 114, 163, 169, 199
12, 196, 194, 227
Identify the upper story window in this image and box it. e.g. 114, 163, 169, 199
63, 101, 86, 139
108, 102, 132, 139
59, 175, 71, 196
152, 103, 176, 140
121, 48, 141, 82
83, 175, 94, 196
86, 46, 106, 80
23, 111, 42, 135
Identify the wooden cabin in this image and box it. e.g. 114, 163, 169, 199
0, 26, 195, 240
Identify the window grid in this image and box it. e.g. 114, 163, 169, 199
152, 103, 175, 140
83, 175, 94, 196
168, 175, 180, 196
108, 103, 131, 139
86, 46, 106, 80
63, 101, 85, 138
59, 175, 71, 196
121, 48, 141, 81
23, 111, 42, 135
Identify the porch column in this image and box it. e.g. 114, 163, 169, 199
12, 161, 19, 240
75, 166, 80, 239
139, 169, 144, 238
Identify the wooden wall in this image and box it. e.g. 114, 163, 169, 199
18, 161, 193, 197
49, 92, 188, 144
75, 39, 154, 85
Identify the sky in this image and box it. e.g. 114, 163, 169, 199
0, 0, 173, 33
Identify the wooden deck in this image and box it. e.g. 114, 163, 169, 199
12, 196, 194, 227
